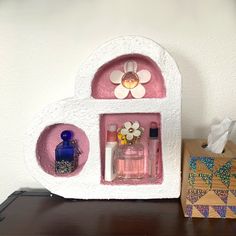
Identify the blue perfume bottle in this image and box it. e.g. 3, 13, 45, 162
55, 130, 80, 174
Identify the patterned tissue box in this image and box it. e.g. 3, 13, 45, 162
181, 139, 236, 218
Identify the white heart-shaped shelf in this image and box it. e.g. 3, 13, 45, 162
25, 36, 181, 199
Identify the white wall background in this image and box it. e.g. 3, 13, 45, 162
0, 0, 236, 204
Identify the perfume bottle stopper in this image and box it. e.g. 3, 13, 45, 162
107, 124, 117, 143
150, 122, 158, 138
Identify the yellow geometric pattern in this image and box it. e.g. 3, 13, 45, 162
196, 191, 225, 205
196, 161, 212, 174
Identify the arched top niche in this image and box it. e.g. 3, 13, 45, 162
91, 54, 166, 99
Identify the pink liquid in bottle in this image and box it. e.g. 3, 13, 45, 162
115, 143, 145, 179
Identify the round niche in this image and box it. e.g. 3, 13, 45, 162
91, 54, 166, 99
36, 123, 89, 177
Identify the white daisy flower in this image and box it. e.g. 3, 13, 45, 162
120, 121, 142, 141
110, 60, 151, 99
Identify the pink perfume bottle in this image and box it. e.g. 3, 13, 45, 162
114, 142, 145, 179
114, 121, 145, 179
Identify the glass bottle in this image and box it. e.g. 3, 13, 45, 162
55, 130, 80, 174
114, 142, 145, 179
148, 122, 159, 178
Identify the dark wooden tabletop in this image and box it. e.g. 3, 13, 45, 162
0, 190, 235, 236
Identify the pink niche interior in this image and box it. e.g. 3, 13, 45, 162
92, 54, 166, 99
100, 113, 163, 185
36, 123, 89, 177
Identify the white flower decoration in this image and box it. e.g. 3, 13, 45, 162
110, 60, 151, 99
120, 121, 142, 141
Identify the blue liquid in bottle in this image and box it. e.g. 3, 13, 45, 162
55, 130, 80, 174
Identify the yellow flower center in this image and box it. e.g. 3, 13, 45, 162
121, 72, 139, 89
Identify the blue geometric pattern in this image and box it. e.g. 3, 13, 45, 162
195, 205, 209, 218
212, 206, 227, 218
199, 157, 214, 171
214, 161, 232, 187
189, 157, 197, 172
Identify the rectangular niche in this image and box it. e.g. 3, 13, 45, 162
100, 113, 163, 185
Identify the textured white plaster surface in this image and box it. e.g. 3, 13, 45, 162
1, 0, 236, 203
25, 36, 181, 199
